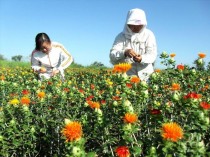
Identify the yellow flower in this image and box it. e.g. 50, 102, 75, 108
37, 91, 45, 98
9, 98, 20, 105
161, 122, 183, 142
61, 121, 82, 142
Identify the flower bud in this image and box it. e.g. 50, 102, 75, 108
123, 100, 132, 107
140, 81, 148, 89
152, 85, 159, 91
197, 58, 203, 65
72, 146, 83, 157
127, 106, 134, 113
113, 101, 118, 106
95, 108, 103, 116
123, 123, 132, 132
0, 135, 3, 141
161, 51, 169, 58
205, 117, 209, 125
142, 90, 149, 98
149, 146, 157, 154
23, 106, 29, 112
64, 118, 71, 125
10, 119, 16, 125
30, 127, 35, 133
172, 92, 180, 101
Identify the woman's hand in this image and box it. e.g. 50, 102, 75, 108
51, 69, 60, 76
133, 55, 142, 63
39, 67, 47, 73
124, 49, 138, 58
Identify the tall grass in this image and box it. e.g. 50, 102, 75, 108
0, 60, 30, 68
0, 60, 110, 70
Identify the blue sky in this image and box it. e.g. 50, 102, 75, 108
0, 0, 210, 68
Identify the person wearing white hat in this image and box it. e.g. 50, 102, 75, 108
110, 8, 157, 81
31, 33, 73, 81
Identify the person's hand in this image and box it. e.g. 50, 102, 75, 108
133, 55, 142, 63
39, 67, 47, 73
124, 49, 138, 58
51, 69, 60, 76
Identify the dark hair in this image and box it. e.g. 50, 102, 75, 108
35, 33, 51, 50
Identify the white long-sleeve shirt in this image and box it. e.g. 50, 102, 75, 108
31, 42, 73, 80
109, 8, 157, 81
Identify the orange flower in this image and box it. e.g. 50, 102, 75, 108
177, 64, 184, 70
123, 113, 138, 124
37, 91, 45, 98
112, 96, 121, 101
161, 122, 183, 142
171, 83, 180, 91
0, 75, 5, 80
154, 69, 161, 73
87, 101, 100, 109
201, 85, 209, 91
113, 63, 132, 73
115, 146, 130, 157
198, 52, 206, 58
21, 97, 30, 105
170, 53, 176, 58
130, 76, 140, 83
61, 121, 82, 142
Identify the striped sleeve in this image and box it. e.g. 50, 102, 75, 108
52, 42, 73, 70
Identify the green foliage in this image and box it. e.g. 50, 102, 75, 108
11, 55, 23, 61
0, 53, 209, 156
0, 60, 30, 68
0, 54, 6, 60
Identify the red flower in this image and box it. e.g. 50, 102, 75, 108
101, 100, 106, 104
22, 89, 30, 95
115, 146, 130, 157
126, 83, 132, 88
48, 81, 53, 85
63, 88, 70, 92
78, 89, 84, 93
177, 64, 184, 70
200, 102, 210, 110
183, 92, 202, 99
86, 95, 94, 101
150, 109, 161, 115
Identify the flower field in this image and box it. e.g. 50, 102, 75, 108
0, 52, 209, 157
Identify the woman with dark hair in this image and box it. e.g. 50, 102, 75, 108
31, 33, 73, 80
